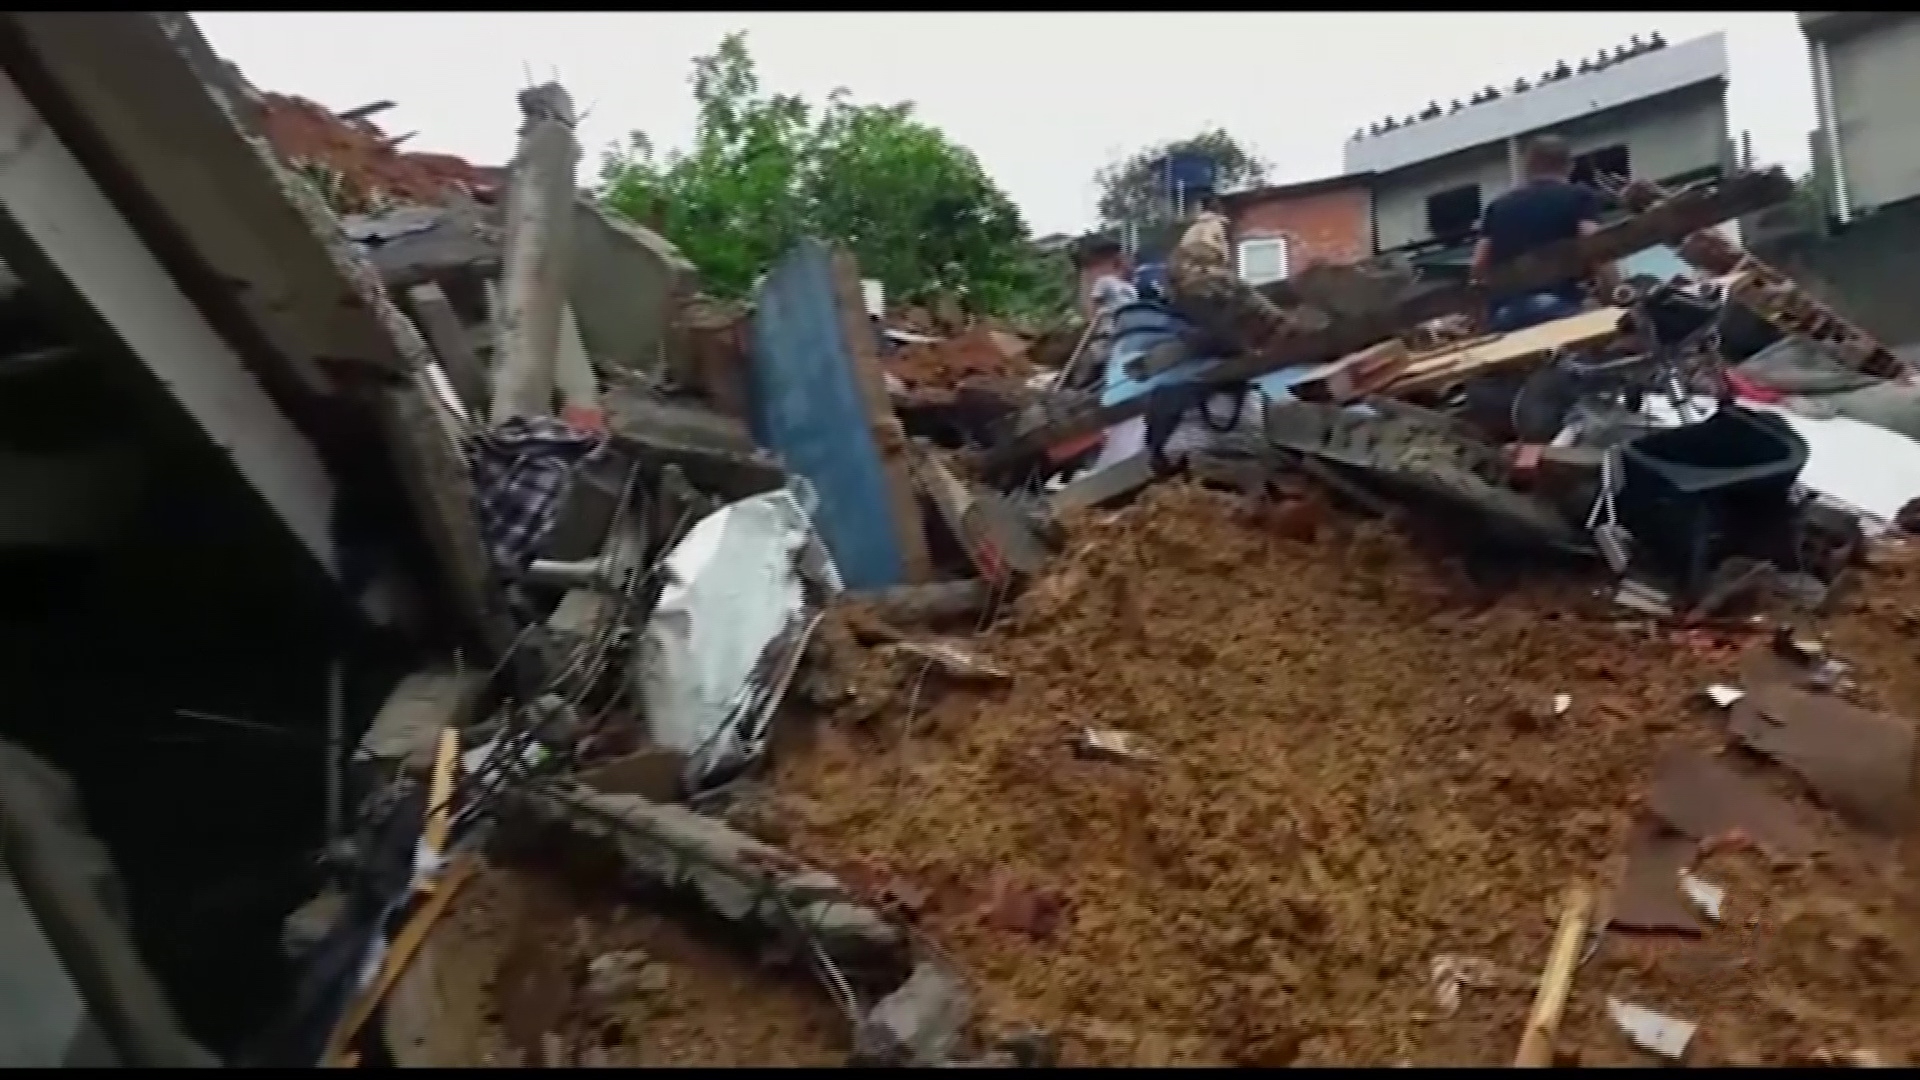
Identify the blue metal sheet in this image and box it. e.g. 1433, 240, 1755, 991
748, 240, 906, 590
1102, 300, 1319, 407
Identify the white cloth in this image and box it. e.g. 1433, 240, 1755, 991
1088, 274, 1138, 312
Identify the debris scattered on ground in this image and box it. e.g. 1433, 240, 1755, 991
888, 325, 1036, 400
1613, 819, 1704, 934
257, 92, 503, 210
849, 960, 974, 1066
1704, 684, 1746, 707
1647, 747, 1821, 862
1728, 684, 1918, 836
1678, 869, 1725, 923
877, 638, 1014, 686
757, 483, 1920, 1064
1808, 1047, 1895, 1068
1429, 954, 1504, 1017
1071, 726, 1155, 764
1607, 996, 1698, 1060
198, 33, 1920, 1072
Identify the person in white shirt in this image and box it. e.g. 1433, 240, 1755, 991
1068, 236, 1137, 392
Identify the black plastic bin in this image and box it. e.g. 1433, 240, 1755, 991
1617, 406, 1809, 598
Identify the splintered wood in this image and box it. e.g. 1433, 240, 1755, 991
1385, 306, 1627, 396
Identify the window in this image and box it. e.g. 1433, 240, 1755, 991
1237, 236, 1290, 285
1425, 183, 1483, 239
1571, 144, 1631, 188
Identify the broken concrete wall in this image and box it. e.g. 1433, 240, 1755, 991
1752, 197, 1920, 350
567, 200, 698, 383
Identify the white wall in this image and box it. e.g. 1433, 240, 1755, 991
1345, 31, 1728, 176
1371, 83, 1730, 252
1825, 14, 1920, 213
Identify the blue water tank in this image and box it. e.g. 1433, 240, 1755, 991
1165, 152, 1218, 198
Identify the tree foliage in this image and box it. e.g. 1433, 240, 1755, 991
599, 33, 1060, 321
1095, 129, 1269, 228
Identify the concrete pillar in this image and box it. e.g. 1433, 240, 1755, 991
492, 83, 580, 425
1809, 39, 1853, 224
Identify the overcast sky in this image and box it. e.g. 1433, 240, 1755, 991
196, 11, 1815, 238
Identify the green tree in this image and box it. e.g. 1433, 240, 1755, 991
599, 33, 1056, 320
1095, 129, 1268, 228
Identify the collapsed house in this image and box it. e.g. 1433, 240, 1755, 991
0, 12, 486, 1067
6, 10, 1920, 1072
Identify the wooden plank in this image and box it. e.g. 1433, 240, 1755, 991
406, 281, 490, 419
827, 247, 934, 583
970, 169, 1793, 477
322, 855, 480, 1067
414, 727, 459, 895
1514, 884, 1594, 1068
1387, 307, 1626, 395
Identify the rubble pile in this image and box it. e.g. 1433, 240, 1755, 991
413, 865, 850, 1067
170, 30, 1920, 1070
255, 92, 505, 209
888, 325, 1036, 399
754, 483, 1920, 1066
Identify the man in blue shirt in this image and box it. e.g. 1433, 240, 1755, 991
1470, 135, 1618, 332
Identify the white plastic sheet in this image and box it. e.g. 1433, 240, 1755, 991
635, 484, 833, 790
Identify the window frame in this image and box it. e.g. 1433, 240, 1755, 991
1236, 235, 1291, 286
1424, 183, 1484, 240
1571, 143, 1632, 189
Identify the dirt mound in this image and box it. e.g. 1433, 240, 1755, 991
256, 93, 502, 210
889, 326, 1035, 397
759, 483, 1920, 1066
415, 864, 847, 1067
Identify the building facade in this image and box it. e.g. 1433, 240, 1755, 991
1343, 31, 1734, 263
1801, 12, 1920, 222
1220, 174, 1375, 286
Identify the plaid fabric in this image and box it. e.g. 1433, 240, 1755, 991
468, 416, 605, 575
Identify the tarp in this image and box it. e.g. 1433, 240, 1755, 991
636, 483, 836, 790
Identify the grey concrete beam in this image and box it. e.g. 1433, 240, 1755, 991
0, 61, 339, 577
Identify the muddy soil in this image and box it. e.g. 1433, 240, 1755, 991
750, 482, 1920, 1067
417, 864, 847, 1067
256, 93, 498, 208
422, 483, 1920, 1067
888, 326, 1035, 397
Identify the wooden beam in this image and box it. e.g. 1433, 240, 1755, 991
1385, 306, 1626, 396
406, 281, 490, 419
339, 100, 396, 123
321, 855, 480, 1067
970, 169, 1794, 478
1515, 884, 1594, 1068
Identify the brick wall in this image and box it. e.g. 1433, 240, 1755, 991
1228, 185, 1374, 272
